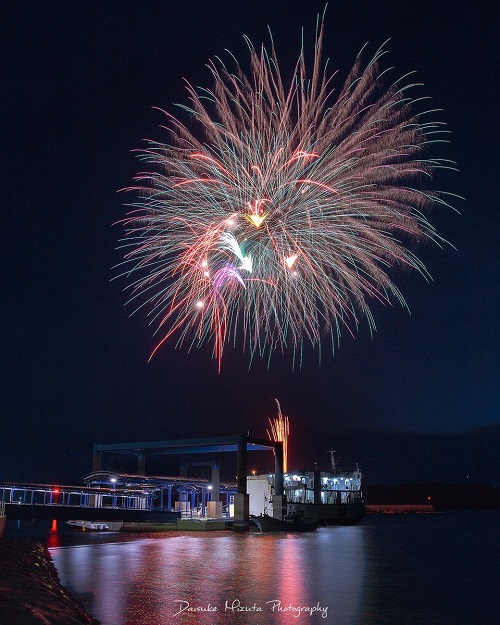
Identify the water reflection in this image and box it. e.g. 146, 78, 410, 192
46, 519, 62, 549
357, 512, 500, 625
51, 527, 365, 625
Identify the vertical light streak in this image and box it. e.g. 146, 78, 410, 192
267, 398, 290, 473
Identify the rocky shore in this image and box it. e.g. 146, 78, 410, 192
0, 539, 100, 625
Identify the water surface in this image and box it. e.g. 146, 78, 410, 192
49, 512, 499, 625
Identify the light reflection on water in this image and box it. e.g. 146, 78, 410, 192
51, 527, 365, 625
50, 513, 500, 625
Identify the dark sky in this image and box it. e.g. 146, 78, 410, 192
1, 1, 498, 485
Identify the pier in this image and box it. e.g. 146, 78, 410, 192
0, 479, 171, 523
92, 434, 284, 528
0, 474, 236, 523
1, 433, 284, 529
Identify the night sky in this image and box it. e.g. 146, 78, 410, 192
2, 1, 498, 486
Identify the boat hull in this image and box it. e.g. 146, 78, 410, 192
251, 514, 318, 532
287, 502, 366, 525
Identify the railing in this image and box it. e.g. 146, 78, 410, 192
0, 484, 152, 511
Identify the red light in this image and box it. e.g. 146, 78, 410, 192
53, 489, 60, 494
427, 496, 431, 501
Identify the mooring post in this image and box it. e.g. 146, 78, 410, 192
313, 464, 322, 505
272, 441, 285, 520
207, 461, 222, 518
210, 461, 220, 501
234, 434, 249, 530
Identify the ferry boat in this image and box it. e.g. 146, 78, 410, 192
248, 451, 366, 525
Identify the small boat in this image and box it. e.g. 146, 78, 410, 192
66, 520, 122, 531
251, 513, 318, 533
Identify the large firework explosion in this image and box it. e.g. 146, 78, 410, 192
117, 17, 455, 368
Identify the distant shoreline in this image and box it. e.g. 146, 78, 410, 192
365, 482, 500, 509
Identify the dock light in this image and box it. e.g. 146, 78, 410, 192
53, 489, 60, 494
207, 485, 213, 491
251, 469, 256, 476
110, 478, 117, 483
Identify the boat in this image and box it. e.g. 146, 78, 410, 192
251, 513, 318, 533
247, 450, 366, 525
66, 520, 123, 531
287, 500, 366, 525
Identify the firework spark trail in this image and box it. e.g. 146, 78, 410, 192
267, 399, 290, 473
116, 16, 457, 367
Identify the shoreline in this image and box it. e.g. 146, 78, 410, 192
0, 538, 100, 625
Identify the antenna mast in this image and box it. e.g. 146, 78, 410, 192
327, 449, 336, 474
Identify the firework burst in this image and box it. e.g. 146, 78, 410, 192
116, 16, 456, 368
267, 399, 290, 473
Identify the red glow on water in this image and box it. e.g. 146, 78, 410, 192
47, 519, 61, 548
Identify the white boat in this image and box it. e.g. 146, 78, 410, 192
247, 451, 366, 525
66, 520, 123, 531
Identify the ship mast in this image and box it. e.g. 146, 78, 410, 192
327, 449, 337, 474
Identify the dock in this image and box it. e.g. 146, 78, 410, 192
366, 504, 437, 514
